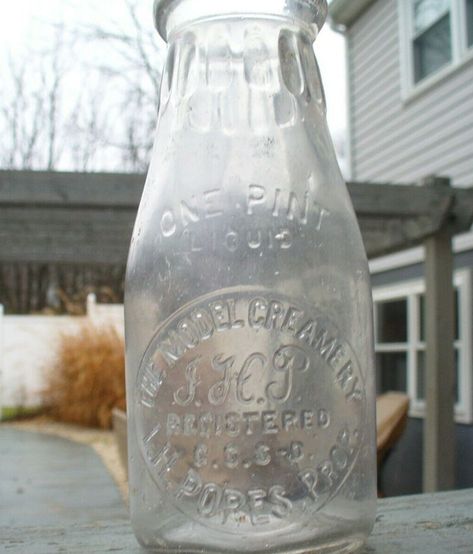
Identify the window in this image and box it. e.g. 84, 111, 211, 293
373, 270, 472, 423
413, 0, 452, 83
468, 0, 473, 47
399, 0, 473, 95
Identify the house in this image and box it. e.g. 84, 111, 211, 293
329, 0, 473, 494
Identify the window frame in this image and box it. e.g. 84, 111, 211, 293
373, 269, 473, 423
398, 0, 473, 100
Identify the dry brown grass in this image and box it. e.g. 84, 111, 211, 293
44, 323, 126, 429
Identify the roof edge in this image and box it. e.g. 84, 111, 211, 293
328, 0, 377, 28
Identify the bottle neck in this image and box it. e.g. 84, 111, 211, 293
158, 17, 326, 133
155, 0, 328, 42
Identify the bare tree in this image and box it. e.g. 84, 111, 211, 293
0, 0, 164, 173
0, 54, 46, 169
71, 0, 163, 171
1, 30, 87, 170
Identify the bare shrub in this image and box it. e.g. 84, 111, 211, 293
44, 323, 126, 429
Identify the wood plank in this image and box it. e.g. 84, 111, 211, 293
2, 489, 473, 552
0, 428, 127, 528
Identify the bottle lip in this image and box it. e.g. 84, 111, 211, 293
154, 0, 328, 41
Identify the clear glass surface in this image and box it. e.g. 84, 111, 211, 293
125, 1, 376, 552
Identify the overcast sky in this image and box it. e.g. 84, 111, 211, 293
0, 0, 347, 170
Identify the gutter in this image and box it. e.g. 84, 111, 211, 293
328, 0, 377, 28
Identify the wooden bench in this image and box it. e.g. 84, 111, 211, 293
377, 392, 410, 465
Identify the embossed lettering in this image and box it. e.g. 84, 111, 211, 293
281, 306, 303, 332
242, 412, 259, 435
199, 412, 215, 437
298, 469, 320, 500
262, 411, 279, 434
237, 353, 264, 404
313, 329, 338, 361
248, 298, 267, 328
160, 210, 176, 237
269, 486, 292, 518
140, 363, 165, 408
247, 229, 262, 249
265, 300, 284, 329
203, 189, 223, 218
287, 191, 309, 224
174, 357, 201, 406
167, 413, 181, 436
266, 345, 309, 403
159, 331, 187, 365
208, 354, 234, 405
180, 198, 200, 227
223, 443, 239, 468
148, 441, 179, 474
248, 489, 270, 525
143, 423, 161, 444
224, 229, 239, 252
137, 290, 365, 525
175, 468, 202, 499
225, 412, 241, 437
296, 318, 317, 343
318, 409, 330, 428
198, 484, 222, 517
190, 308, 214, 340
210, 301, 232, 330
271, 188, 282, 217
183, 413, 197, 436
254, 442, 271, 466
193, 443, 208, 468
300, 409, 313, 429
337, 361, 363, 401
247, 184, 266, 215
228, 298, 244, 328
282, 410, 297, 431
176, 319, 200, 348
222, 488, 246, 523
275, 228, 292, 249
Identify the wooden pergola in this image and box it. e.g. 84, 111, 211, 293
350, 175, 473, 492
2, 170, 473, 491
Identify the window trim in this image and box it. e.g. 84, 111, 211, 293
398, 0, 473, 101
373, 269, 473, 423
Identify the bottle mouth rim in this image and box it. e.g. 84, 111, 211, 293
154, 0, 328, 41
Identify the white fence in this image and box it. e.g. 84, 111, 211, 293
0, 295, 124, 416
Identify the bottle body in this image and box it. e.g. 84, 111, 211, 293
125, 7, 376, 553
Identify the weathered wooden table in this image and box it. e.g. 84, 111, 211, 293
2, 428, 473, 552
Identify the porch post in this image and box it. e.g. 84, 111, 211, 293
423, 197, 455, 491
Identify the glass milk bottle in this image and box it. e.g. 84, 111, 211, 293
125, 0, 376, 551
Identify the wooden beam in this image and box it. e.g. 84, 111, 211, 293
347, 181, 454, 219
348, 181, 455, 258
1, 170, 473, 265
423, 224, 456, 492
0, 170, 143, 208
0, 206, 135, 264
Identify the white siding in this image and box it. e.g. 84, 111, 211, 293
348, 0, 473, 187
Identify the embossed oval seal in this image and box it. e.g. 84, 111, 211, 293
135, 289, 366, 531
